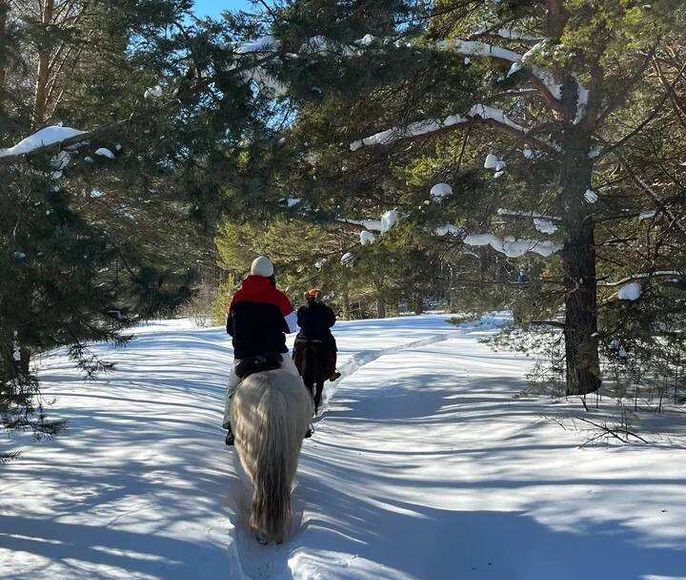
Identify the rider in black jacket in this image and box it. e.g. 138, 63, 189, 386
293, 289, 341, 412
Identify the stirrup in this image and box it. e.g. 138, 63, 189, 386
304, 425, 314, 438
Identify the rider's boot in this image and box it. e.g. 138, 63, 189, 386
225, 424, 235, 446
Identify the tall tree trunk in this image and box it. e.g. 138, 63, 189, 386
560, 129, 601, 396
32, 0, 54, 128
341, 287, 350, 320
413, 294, 424, 315
376, 296, 386, 319
0, 1, 8, 115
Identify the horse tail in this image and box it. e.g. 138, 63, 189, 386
249, 379, 299, 543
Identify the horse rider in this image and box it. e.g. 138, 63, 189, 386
293, 289, 341, 412
223, 256, 300, 446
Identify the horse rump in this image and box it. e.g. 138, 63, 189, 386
231, 369, 312, 543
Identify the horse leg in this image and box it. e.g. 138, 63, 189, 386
314, 381, 324, 414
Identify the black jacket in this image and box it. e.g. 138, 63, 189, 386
296, 300, 336, 346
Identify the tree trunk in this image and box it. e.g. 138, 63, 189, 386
341, 288, 350, 320
19, 346, 31, 375
32, 0, 54, 128
376, 296, 386, 319
0, 1, 7, 115
413, 294, 424, 315
560, 130, 601, 396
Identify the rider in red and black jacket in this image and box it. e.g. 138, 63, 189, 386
223, 257, 300, 445
226, 272, 298, 359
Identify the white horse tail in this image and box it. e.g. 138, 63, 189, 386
251, 383, 293, 543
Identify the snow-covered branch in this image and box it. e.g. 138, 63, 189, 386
434, 38, 566, 106
599, 271, 683, 287
463, 233, 562, 258
496, 209, 561, 221
0, 120, 129, 165
339, 218, 383, 232
350, 103, 561, 153
434, 227, 562, 258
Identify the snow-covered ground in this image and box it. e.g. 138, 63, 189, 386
1, 315, 685, 579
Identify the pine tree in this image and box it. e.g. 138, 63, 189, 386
238, 0, 685, 397
0, 1, 268, 438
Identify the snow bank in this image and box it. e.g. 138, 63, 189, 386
0, 126, 85, 158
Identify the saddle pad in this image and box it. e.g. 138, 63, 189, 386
235, 353, 284, 380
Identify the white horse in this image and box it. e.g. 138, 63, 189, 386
231, 366, 313, 544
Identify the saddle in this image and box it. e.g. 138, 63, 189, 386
235, 353, 283, 380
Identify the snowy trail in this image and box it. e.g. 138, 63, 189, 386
1, 315, 685, 579
0, 315, 460, 579
243, 326, 686, 580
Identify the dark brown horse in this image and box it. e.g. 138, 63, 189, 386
293, 338, 336, 413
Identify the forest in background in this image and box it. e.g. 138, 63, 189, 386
1, 0, 684, 443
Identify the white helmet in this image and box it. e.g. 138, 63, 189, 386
250, 256, 274, 278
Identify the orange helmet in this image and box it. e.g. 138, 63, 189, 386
305, 288, 321, 300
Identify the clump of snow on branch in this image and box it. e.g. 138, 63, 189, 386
51, 151, 71, 170
639, 209, 656, 220
533, 217, 559, 234
360, 230, 375, 245
617, 282, 641, 301
343, 218, 383, 232
380, 209, 399, 234
314, 258, 327, 269
584, 189, 598, 204
434, 225, 462, 237
464, 233, 561, 257
144, 85, 163, 99
95, 147, 115, 159
430, 183, 453, 200
236, 35, 279, 55
90, 189, 104, 198
0, 126, 85, 158
355, 34, 376, 47
340, 252, 355, 266
484, 153, 499, 169
507, 62, 523, 78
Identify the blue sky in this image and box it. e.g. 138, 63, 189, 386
193, 0, 254, 17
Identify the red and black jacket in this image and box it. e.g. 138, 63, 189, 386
226, 275, 298, 359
